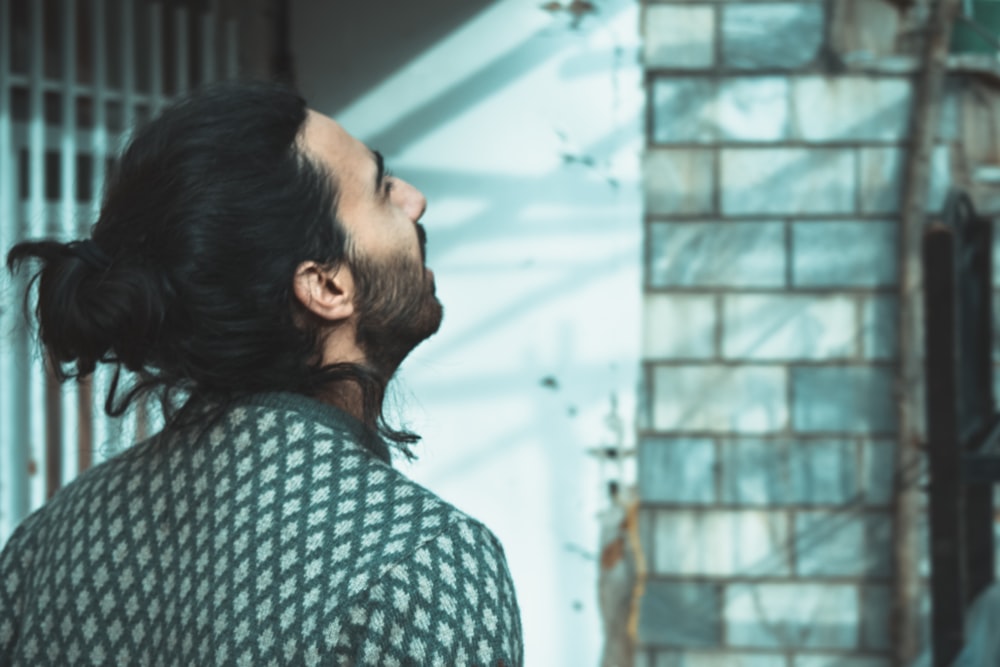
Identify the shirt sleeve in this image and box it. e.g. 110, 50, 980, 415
337, 519, 523, 667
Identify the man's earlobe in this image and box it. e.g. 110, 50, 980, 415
292, 261, 355, 322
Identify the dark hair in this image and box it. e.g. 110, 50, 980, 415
6, 80, 415, 458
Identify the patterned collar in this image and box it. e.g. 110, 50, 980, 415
188, 391, 393, 464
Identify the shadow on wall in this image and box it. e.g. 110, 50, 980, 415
290, 0, 497, 115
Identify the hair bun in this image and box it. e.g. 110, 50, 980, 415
65, 240, 113, 272
7, 239, 167, 378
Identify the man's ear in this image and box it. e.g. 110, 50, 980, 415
292, 261, 355, 322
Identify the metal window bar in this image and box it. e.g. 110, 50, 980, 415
201, 8, 215, 86
0, 0, 19, 542
226, 18, 238, 79
150, 3, 164, 112
175, 7, 189, 94
89, 0, 110, 474
112, 0, 139, 451
0, 0, 235, 546
59, 0, 80, 489
27, 0, 48, 510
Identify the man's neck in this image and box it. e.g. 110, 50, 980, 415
316, 377, 366, 423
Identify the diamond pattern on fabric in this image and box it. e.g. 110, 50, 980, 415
0, 393, 522, 666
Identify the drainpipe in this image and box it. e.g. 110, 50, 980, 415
271, 0, 294, 84
895, 1, 962, 665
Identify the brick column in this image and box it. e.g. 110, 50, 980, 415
635, 2, 948, 665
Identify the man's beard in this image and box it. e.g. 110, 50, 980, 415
349, 239, 442, 379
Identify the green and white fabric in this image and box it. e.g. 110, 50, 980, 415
0, 393, 523, 666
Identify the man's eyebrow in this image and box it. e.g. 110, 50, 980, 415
371, 149, 386, 193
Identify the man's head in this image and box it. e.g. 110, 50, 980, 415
291, 111, 442, 378
6, 81, 440, 449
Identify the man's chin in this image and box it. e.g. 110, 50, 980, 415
357, 297, 443, 378
425, 298, 444, 337
412, 291, 444, 341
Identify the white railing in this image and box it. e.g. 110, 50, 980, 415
0, 0, 238, 544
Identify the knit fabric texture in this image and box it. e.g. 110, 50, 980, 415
0, 393, 523, 666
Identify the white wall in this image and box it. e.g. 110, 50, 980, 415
292, 2, 643, 663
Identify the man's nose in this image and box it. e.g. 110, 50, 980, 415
394, 179, 427, 221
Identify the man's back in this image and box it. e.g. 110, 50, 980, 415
0, 393, 523, 666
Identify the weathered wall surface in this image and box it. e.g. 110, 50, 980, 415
635, 1, 962, 664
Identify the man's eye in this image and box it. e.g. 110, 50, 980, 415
384, 179, 395, 196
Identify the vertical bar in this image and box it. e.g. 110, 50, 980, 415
143, 1, 165, 439
90, 365, 111, 464
923, 225, 965, 667
225, 19, 238, 79
89, 0, 110, 465
0, 0, 24, 544
78, 377, 93, 473
91, 0, 107, 215
142, 2, 164, 433
201, 8, 216, 85
44, 365, 61, 498
114, 0, 136, 448
42, 1, 65, 499
964, 213, 996, 604
149, 2, 163, 112
121, 0, 135, 131
27, 0, 48, 511
58, 0, 80, 491
986, 216, 997, 412
965, 484, 994, 601
175, 7, 189, 93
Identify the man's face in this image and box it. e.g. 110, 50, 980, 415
300, 110, 442, 375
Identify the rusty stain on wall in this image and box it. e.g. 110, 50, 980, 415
598, 487, 641, 667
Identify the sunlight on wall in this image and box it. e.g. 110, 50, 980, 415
294, 1, 643, 663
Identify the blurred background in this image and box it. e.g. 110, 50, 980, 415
5, 1, 1000, 666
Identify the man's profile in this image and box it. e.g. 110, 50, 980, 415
0, 81, 523, 666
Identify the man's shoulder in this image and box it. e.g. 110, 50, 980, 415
334, 472, 523, 666
0, 432, 161, 546
230, 396, 500, 562
318, 455, 523, 665
357, 453, 505, 559
304, 433, 494, 567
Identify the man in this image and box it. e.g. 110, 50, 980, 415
0, 81, 522, 666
